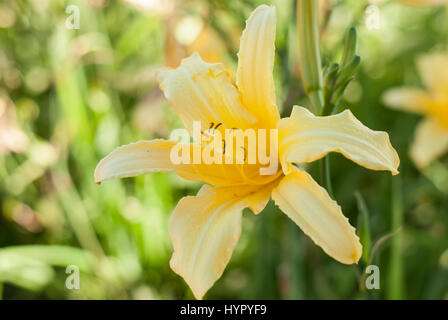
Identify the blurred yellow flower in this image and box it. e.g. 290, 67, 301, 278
95, 5, 399, 299
383, 53, 448, 168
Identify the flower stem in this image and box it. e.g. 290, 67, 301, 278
324, 155, 333, 197
388, 175, 404, 299
319, 154, 333, 198
288, 221, 306, 299
297, 0, 332, 194
297, 0, 324, 114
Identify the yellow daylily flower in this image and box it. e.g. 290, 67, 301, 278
94, 5, 400, 299
383, 53, 448, 168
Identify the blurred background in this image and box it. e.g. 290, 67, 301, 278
0, 0, 448, 299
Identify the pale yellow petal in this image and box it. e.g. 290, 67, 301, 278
169, 181, 277, 299
93, 139, 210, 185
410, 117, 448, 169
157, 53, 256, 133
94, 139, 177, 184
277, 106, 400, 175
272, 167, 362, 264
417, 53, 448, 96
236, 5, 280, 129
382, 88, 430, 114
94, 139, 281, 187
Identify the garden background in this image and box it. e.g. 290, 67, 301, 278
0, 0, 447, 299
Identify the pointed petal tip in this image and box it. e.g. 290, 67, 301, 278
236, 3, 279, 128
325, 242, 362, 265
338, 225, 363, 265
93, 162, 104, 184
272, 168, 363, 266
157, 52, 203, 79
349, 253, 362, 265
247, 4, 276, 29
279, 105, 401, 176
94, 170, 103, 184
168, 184, 275, 300
334, 230, 362, 265
350, 243, 363, 265
169, 258, 205, 300
254, 3, 276, 12
181, 51, 208, 65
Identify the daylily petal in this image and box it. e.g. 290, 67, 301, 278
94, 139, 281, 187
236, 5, 280, 129
410, 117, 448, 168
157, 53, 256, 133
272, 167, 362, 264
277, 106, 400, 175
94, 139, 177, 184
169, 181, 277, 299
382, 88, 430, 114
417, 53, 448, 96
93, 139, 210, 185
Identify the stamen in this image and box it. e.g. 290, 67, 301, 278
201, 122, 246, 158
240, 146, 247, 161
201, 130, 211, 138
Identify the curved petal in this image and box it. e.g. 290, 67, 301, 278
157, 53, 256, 133
272, 167, 362, 264
410, 117, 448, 169
94, 140, 281, 187
94, 139, 177, 184
169, 181, 277, 299
236, 5, 280, 129
382, 88, 430, 114
277, 106, 400, 175
94, 139, 210, 185
417, 53, 448, 96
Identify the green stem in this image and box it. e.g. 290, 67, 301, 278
297, 0, 324, 113
387, 175, 404, 299
288, 221, 306, 299
297, 0, 333, 197
354, 191, 372, 263
309, 89, 324, 114
319, 155, 333, 198
324, 155, 333, 198
321, 100, 334, 116
445, 4, 448, 49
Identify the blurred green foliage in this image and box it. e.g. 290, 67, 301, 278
0, 0, 447, 300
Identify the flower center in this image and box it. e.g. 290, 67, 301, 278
426, 96, 448, 129
197, 121, 281, 178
